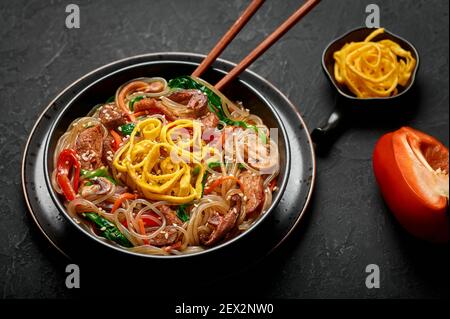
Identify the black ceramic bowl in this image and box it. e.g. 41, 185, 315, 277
43, 52, 292, 259
312, 27, 420, 147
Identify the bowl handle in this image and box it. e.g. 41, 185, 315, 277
311, 107, 346, 153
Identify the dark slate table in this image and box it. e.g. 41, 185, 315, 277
0, 0, 448, 298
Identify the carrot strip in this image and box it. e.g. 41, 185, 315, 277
221, 131, 226, 145
111, 192, 137, 213
127, 113, 136, 122
117, 82, 147, 121
110, 129, 123, 151
204, 176, 244, 195
133, 111, 150, 118
138, 218, 149, 245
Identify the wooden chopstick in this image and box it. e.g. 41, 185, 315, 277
215, 0, 321, 90
191, 0, 265, 78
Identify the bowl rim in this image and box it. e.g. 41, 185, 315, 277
321, 26, 420, 101
41, 52, 294, 259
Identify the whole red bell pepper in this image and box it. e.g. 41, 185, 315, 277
373, 127, 449, 243
56, 149, 81, 201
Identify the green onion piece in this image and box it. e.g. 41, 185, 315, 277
119, 123, 136, 136
128, 96, 144, 111
82, 212, 132, 247
201, 172, 209, 196
80, 168, 117, 185
176, 205, 190, 222
207, 162, 245, 170
257, 129, 267, 144
207, 162, 222, 169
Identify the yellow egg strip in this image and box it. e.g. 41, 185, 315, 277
333, 28, 416, 98
113, 117, 206, 204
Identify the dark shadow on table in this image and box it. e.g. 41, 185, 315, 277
313, 81, 422, 156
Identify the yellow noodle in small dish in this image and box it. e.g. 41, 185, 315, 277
333, 28, 416, 98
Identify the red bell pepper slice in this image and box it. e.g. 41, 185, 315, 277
141, 213, 161, 227
109, 129, 123, 151
373, 127, 449, 243
56, 149, 81, 201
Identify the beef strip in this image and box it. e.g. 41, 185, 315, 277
200, 111, 219, 129
102, 134, 116, 168
158, 204, 183, 226
133, 98, 177, 121
145, 205, 183, 247
75, 125, 104, 170
166, 89, 208, 118
98, 103, 127, 129
200, 194, 241, 246
148, 227, 179, 246
134, 90, 209, 122
238, 171, 264, 214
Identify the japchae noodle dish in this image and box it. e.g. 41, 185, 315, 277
52, 76, 279, 255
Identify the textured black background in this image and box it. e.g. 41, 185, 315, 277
0, 0, 448, 298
